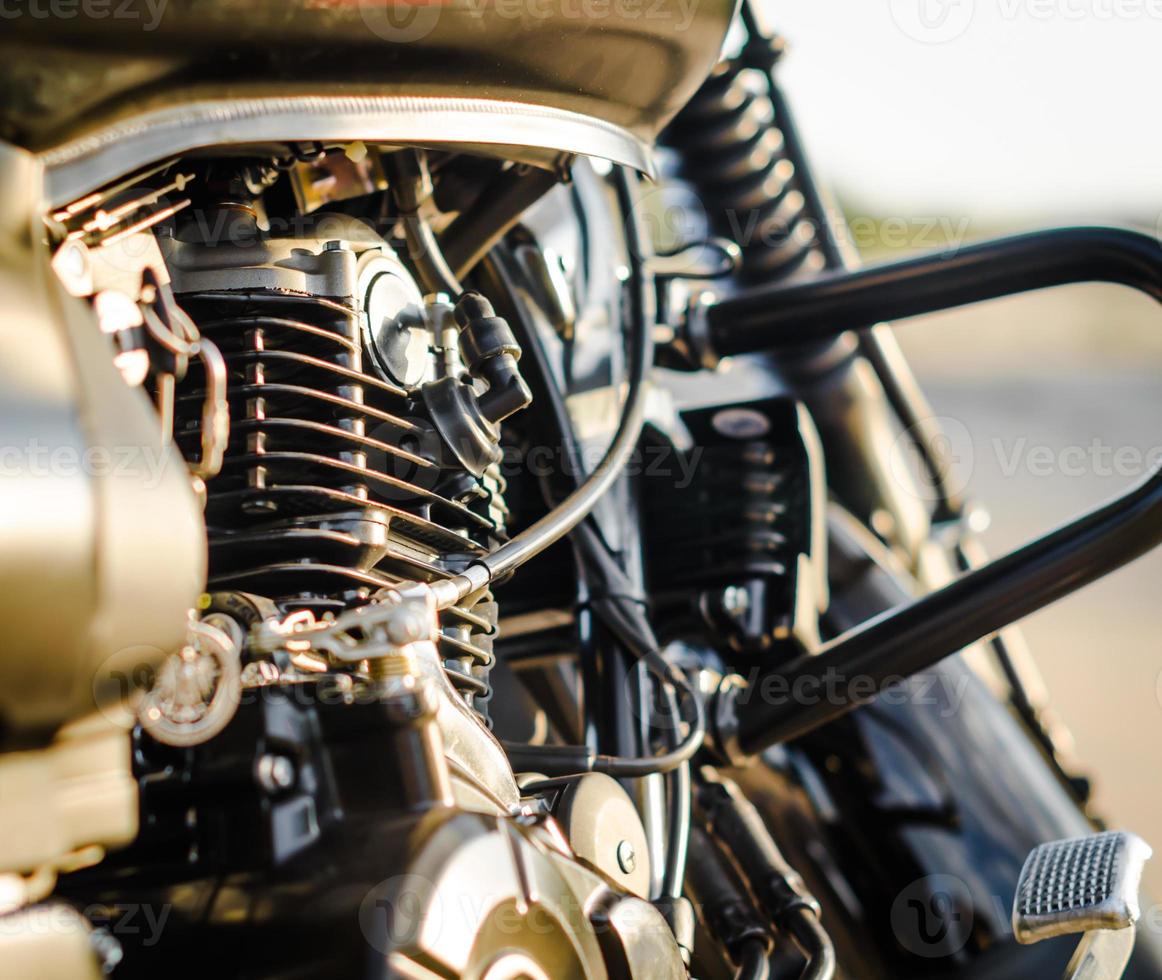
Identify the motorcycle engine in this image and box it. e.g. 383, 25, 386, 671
40, 150, 683, 979
160, 207, 506, 719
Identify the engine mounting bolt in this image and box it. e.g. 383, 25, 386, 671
255, 755, 296, 793
616, 839, 637, 874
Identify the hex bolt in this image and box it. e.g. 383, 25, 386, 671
617, 839, 637, 875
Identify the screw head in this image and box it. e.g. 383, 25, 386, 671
616, 839, 637, 875
256, 755, 296, 793
721, 585, 749, 617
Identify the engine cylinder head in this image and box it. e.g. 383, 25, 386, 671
168, 226, 502, 714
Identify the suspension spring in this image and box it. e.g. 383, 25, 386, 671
663, 60, 825, 283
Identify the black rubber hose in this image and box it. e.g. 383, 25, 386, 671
502, 679, 703, 777
499, 601, 705, 779
402, 214, 461, 297
697, 775, 835, 980
385, 149, 462, 297
684, 825, 772, 976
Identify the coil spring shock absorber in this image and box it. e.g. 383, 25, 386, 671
663, 57, 825, 283
169, 231, 502, 716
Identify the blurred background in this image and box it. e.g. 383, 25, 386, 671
766, 1, 1162, 893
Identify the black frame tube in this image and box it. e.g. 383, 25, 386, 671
440, 165, 560, 281
722, 225, 1162, 755
703, 226, 1162, 357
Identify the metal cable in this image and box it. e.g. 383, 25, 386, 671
436, 165, 657, 605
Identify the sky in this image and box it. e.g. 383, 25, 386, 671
764, 0, 1162, 223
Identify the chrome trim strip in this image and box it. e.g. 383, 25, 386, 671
41, 95, 654, 205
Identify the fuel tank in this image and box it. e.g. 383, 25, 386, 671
0, 0, 738, 203
0, 142, 206, 753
